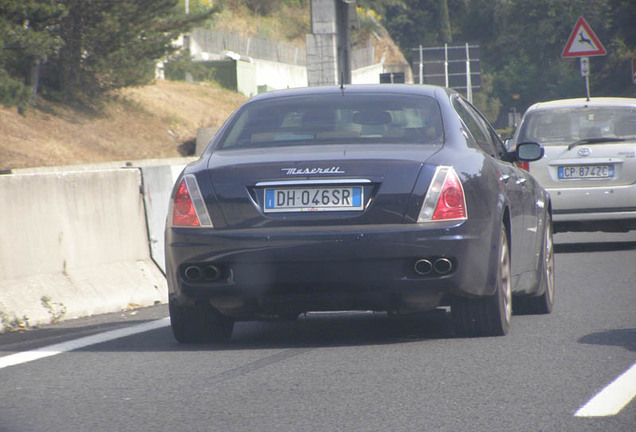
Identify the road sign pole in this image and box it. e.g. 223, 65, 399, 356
444, 44, 449, 87
465, 43, 472, 102
419, 45, 423, 85
580, 57, 591, 101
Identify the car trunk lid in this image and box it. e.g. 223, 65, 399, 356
206, 144, 441, 228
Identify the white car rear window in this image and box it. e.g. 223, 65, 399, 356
518, 107, 636, 145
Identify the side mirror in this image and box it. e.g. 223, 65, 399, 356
516, 141, 544, 162
502, 141, 544, 164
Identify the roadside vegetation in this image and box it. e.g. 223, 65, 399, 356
0, 308, 30, 333
360, 0, 636, 125
0, 0, 216, 111
0, 0, 634, 169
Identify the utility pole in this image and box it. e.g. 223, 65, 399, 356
336, 1, 356, 85
439, 0, 452, 43
306, 0, 357, 86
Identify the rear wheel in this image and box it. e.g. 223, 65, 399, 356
452, 226, 512, 337
169, 298, 234, 344
513, 214, 555, 315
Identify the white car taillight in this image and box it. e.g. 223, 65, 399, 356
172, 174, 213, 227
418, 166, 468, 222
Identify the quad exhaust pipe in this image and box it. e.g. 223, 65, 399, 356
414, 257, 453, 276
183, 264, 222, 282
414, 259, 433, 275
184, 265, 202, 280
433, 258, 452, 274
203, 265, 221, 280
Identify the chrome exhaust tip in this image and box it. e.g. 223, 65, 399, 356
414, 259, 433, 275
434, 258, 453, 274
203, 265, 221, 281
184, 265, 202, 281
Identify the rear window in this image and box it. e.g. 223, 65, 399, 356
516, 106, 636, 145
217, 93, 443, 150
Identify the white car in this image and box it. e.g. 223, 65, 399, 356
511, 97, 636, 232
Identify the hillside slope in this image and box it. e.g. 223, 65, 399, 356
0, 3, 409, 172
0, 81, 246, 171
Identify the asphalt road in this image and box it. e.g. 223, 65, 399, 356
1, 231, 634, 432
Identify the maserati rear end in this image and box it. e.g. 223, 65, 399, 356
165, 84, 550, 343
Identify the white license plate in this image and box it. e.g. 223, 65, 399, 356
558, 165, 615, 179
264, 187, 363, 212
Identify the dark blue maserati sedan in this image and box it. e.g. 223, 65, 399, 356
165, 84, 554, 343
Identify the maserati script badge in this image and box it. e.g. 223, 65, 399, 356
282, 167, 345, 175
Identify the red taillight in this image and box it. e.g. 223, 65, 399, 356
516, 161, 530, 171
432, 168, 467, 221
172, 179, 201, 227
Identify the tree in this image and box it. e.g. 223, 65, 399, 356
373, 0, 635, 126
438, 0, 452, 43
0, 0, 216, 109
358, 0, 459, 63
0, 0, 66, 110
45, 0, 215, 106
595, 0, 636, 97
488, 0, 635, 123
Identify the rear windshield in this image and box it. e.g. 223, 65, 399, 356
216, 93, 443, 150
516, 106, 636, 145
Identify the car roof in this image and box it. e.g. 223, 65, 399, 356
247, 84, 456, 103
525, 97, 636, 113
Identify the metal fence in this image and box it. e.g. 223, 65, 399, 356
192, 29, 305, 65
191, 29, 375, 68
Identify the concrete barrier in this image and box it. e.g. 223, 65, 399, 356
0, 167, 175, 331
352, 63, 386, 84
139, 164, 188, 273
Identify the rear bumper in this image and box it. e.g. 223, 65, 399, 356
548, 183, 636, 222
165, 220, 499, 318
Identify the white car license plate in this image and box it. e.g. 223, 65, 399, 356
264, 187, 363, 212
558, 165, 615, 179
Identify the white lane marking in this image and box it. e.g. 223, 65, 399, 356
575, 362, 636, 417
0, 317, 170, 370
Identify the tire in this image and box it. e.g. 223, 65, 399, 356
169, 298, 234, 344
452, 225, 512, 337
513, 214, 555, 315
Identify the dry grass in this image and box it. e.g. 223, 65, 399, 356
0, 4, 408, 171
212, 2, 309, 43
0, 80, 246, 170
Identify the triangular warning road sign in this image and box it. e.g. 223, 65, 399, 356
562, 16, 607, 58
